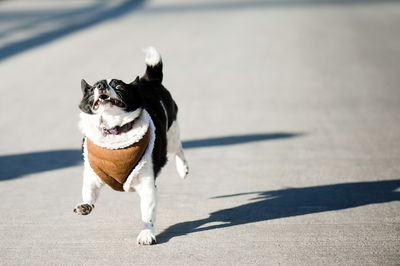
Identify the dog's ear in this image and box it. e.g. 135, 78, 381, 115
81, 79, 91, 93
130, 76, 140, 85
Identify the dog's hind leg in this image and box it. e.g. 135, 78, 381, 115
167, 120, 189, 179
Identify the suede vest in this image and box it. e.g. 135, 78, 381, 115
86, 128, 151, 191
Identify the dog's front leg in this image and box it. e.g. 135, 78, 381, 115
74, 163, 104, 215
134, 172, 157, 245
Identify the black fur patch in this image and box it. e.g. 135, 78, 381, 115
136, 77, 177, 176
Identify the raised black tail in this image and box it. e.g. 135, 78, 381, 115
141, 47, 163, 83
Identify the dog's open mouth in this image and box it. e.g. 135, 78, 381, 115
93, 95, 125, 110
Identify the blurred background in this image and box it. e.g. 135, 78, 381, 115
0, 0, 399, 265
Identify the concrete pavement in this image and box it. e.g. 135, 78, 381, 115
0, 0, 399, 265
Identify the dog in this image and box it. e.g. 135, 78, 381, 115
74, 47, 189, 245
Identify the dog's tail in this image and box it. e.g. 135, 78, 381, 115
141, 47, 163, 83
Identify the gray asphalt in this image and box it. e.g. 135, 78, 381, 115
0, 0, 399, 265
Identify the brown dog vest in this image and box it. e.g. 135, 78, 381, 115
86, 128, 151, 191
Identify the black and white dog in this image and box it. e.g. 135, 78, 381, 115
74, 47, 189, 245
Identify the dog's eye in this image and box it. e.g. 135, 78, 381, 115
116, 85, 125, 91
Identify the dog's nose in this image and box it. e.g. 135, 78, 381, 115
96, 82, 107, 91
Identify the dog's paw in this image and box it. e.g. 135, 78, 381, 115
74, 203, 94, 215
176, 156, 189, 179
137, 229, 157, 246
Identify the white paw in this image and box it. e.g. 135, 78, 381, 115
176, 156, 189, 179
137, 229, 157, 245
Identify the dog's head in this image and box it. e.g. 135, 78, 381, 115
79, 47, 163, 117
79, 78, 142, 115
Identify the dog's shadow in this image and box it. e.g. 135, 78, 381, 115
0, 132, 300, 181
157, 179, 400, 243
0, 150, 82, 181
182, 133, 301, 149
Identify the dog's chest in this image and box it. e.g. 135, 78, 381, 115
86, 128, 150, 191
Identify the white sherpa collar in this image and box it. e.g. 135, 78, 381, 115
79, 109, 152, 150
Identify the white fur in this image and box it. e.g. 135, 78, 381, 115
176, 155, 189, 179
167, 121, 189, 179
81, 140, 104, 205
133, 161, 157, 245
143, 46, 161, 66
